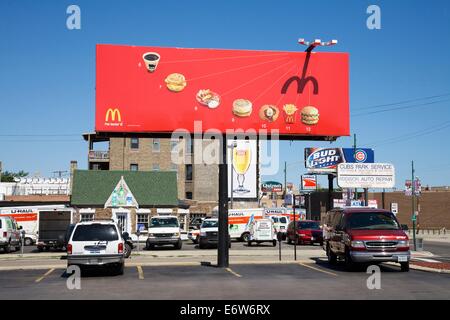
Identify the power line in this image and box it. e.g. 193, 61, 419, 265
368, 121, 450, 147
352, 98, 450, 117
354, 93, 450, 111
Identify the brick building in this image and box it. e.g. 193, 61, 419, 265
83, 133, 221, 218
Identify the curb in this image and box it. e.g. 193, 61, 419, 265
409, 264, 450, 274
0, 259, 314, 271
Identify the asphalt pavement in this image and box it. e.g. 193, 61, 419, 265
0, 262, 448, 300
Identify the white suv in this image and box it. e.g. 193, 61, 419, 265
67, 220, 125, 275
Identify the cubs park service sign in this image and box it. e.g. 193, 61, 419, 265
96, 44, 349, 138
337, 163, 395, 189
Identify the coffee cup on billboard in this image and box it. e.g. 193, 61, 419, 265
142, 52, 160, 72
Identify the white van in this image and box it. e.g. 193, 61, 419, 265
67, 220, 125, 275
247, 218, 277, 246
0, 216, 21, 253
146, 215, 182, 249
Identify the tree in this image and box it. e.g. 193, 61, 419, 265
1, 170, 28, 182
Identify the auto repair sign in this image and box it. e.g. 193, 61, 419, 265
305, 148, 374, 173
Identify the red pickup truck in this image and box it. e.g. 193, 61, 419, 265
322, 208, 410, 271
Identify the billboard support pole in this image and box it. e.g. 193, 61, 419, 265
218, 134, 229, 268
412, 161, 417, 251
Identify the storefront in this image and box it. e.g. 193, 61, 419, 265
70, 170, 180, 240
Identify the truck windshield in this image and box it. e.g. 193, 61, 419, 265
201, 220, 218, 228
347, 212, 400, 230
298, 221, 320, 229
150, 218, 179, 228
72, 224, 119, 241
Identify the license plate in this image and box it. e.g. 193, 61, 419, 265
398, 256, 408, 262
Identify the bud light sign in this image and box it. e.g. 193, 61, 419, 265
305, 148, 374, 173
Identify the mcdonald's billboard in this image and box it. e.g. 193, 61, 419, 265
95, 44, 349, 137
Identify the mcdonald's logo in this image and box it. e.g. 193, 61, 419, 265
105, 108, 122, 122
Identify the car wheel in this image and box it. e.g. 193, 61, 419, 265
272, 240, 277, 247
327, 245, 337, 265
37, 246, 44, 252
124, 243, 132, 258
199, 242, 205, 249
344, 250, 356, 271
400, 262, 410, 272
24, 238, 33, 246
115, 263, 124, 276
4, 242, 11, 253
287, 236, 292, 244
241, 233, 250, 242
247, 241, 252, 246
174, 241, 182, 250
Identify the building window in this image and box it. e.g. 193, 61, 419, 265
152, 164, 160, 171
80, 213, 95, 222
136, 213, 149, 233
185, 164, 193, 181
130, 164, 139, 171
130, 137, 139, 149
185, 192, 193, 199
152, 138, 160, 152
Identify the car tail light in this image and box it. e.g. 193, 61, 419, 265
118, 243, 124, 254
67, 244, 72, 255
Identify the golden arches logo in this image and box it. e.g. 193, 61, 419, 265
105, 108, 122, 122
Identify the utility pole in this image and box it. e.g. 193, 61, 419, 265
353, 134, 357, 201
284, 161, 287, 198
411, 160, 417, 251
217, 134, 229, 267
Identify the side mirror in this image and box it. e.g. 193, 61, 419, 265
19, 226, 23, 230
122, 232, 130, 240
401, 224, 409, 231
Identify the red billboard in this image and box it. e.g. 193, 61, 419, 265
96, 44, 349, 137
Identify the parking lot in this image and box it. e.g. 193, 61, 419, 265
0, 261, 449, 300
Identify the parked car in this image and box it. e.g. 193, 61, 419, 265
0, 216, 21, 253
23, 233, 37, 246
198, 218, 231, 249
121, 232, 134, 258
67, 220, 125, 275
247, 218, 277, 246
322, 208, 410, 271
146, 215, 182, 250
188, 228, 201, 244
286, 220, 323, 245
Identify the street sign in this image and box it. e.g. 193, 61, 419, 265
391, 202, 398, 215
337, 163, 395, 189
301, 175, 317, 190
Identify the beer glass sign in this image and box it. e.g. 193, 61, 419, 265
228, 139, 257, 199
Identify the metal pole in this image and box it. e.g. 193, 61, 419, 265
327, 174, 333, 211
412, 161, 417, 251
218, 134, 229, 267
308, 193, 312, 220
382, 188, 385, 209
293, 194, 297, 261
284, 161, 287, 198
364, 188, 369, 206
230, 142, 234, 209
353, 134, 357, 201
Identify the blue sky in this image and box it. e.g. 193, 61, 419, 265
1, 0, 449, 189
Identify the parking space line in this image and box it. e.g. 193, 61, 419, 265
298, 263, 338, 277
137, 266, 144, 280
35, 268, 55, 283
226, 267, 242, 278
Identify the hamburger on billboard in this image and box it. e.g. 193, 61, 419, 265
96, 45, 349, 138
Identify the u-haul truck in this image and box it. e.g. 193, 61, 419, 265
228, 208, 264, 242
